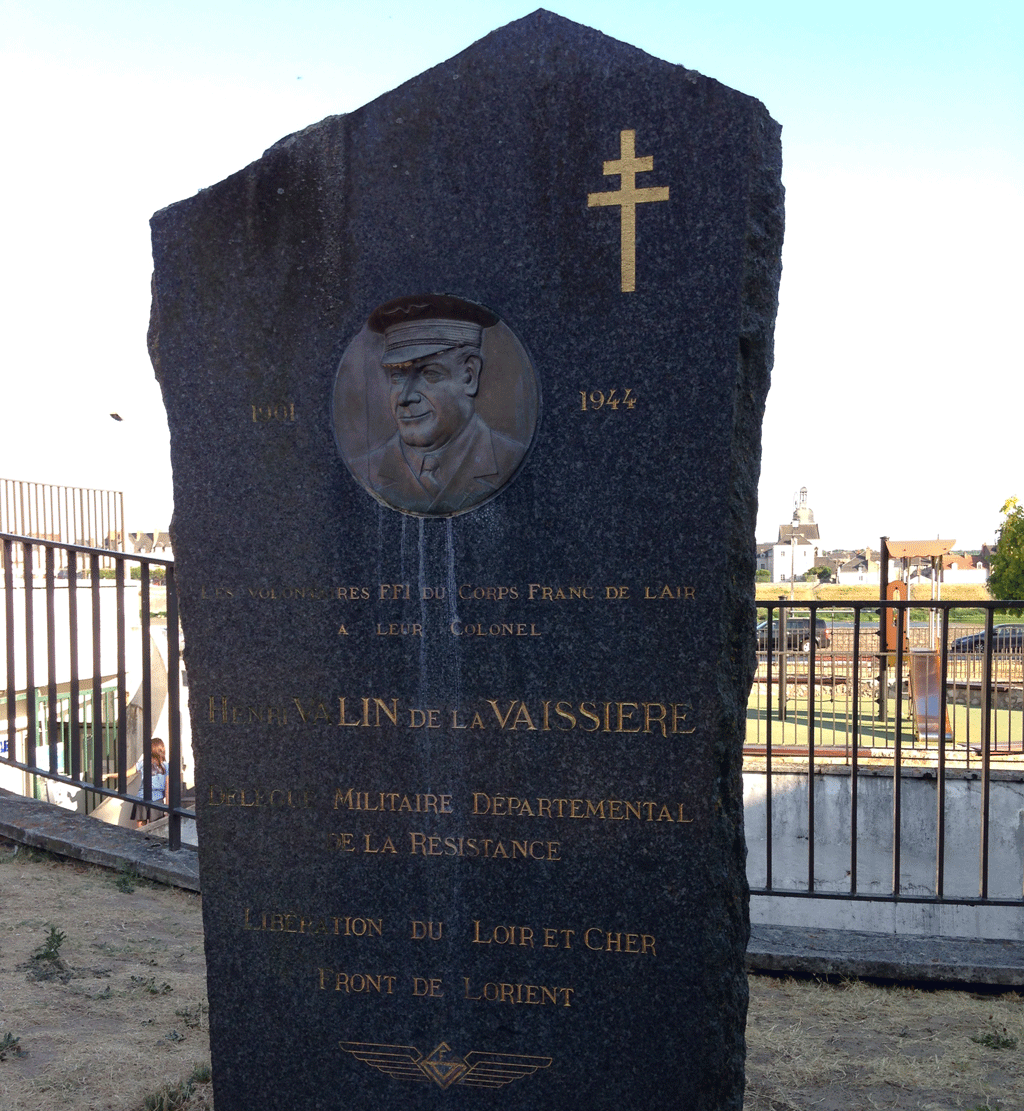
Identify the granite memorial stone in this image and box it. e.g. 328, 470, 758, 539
149, 11, 783, 1110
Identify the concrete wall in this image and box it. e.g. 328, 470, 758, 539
746, 766, 1024, 939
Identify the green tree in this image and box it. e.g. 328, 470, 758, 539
988, 497, 1024, 612
755, 569, 770, 582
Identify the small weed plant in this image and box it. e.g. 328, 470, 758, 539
175, 1002, 208, 1030
138, 1063, 212, 1111
0, 1031, 25, 1060
116, 861, 140, 893
971, 1026, 1018, 1050
131, 975, 173, 995
32, 926, 66, 964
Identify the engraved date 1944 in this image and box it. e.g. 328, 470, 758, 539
578, 388, 636, 411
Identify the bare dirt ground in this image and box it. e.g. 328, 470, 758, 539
1, 838, 1021, 1111
0, 840, 210, 1111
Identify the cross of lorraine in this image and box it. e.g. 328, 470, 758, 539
587, 129, 669, 292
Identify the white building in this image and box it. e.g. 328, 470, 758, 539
756, 487, 823, 582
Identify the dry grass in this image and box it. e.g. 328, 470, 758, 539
746, 975, 1023, 1110
0, 840, 209, 1111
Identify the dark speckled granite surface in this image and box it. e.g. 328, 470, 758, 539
149, 11, 783, 1110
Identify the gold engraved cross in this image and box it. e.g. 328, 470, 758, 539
587, 129, 670, 292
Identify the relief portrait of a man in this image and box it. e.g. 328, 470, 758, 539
334, 295, 539, 517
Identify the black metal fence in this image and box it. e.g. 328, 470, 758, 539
0, 532, 190, 849
748, 599, 1024, 907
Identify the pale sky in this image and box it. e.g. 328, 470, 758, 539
3, 1, 1021, 548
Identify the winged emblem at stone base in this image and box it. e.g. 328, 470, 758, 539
341, 1040, 552, 1089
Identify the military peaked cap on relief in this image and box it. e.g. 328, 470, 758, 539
369, 294, 499, 367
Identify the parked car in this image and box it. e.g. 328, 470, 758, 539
950, 624, 1024, 654
756, 617, 831, 652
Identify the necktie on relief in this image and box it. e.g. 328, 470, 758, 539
420, 456, 441, 492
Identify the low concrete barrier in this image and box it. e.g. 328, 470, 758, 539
746, 766, 1024, 940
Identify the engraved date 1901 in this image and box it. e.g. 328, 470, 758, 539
578, 388, 636, 411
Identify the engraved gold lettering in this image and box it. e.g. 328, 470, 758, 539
469, 791, 692, 827
200, 586, 234, 599
579, 387, 637, 411
210, 693, 695, 735
486, 700, 517, 729
643, 584, 697, 600
411, 920, 443, 940
408, 832, 560, 861
472, 921, 535, 947
645, 702, 667, 736
526, 583, 594, 601
251, 402, 296, 423
318, 969, 396, 994
509, 702, 537, 730
578, 703, 600, 730
582, 927, 656, 955
408, 708, 441, 728
672, 703, 696, 734
245, 910, 381, 937
412, 977, 444, 997
463, 977, 574, 1006
208, 785, 310, 808
457, 584, 520, 601
450, 621, 541, 636
362, 834, 398, 854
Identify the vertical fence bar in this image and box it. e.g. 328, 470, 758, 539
141, 562, 152, 773
979, 606, 994, 899
166, 564, 182, 850
764, 602, 774, 891
45, 545, 59, 776
115, 558, 127, 795
935, 605, 949, 898
849, 605, 861, 894
778, 603, 788, 724
68, 549, 81, 781
90, 552, 103, 789
139, 559, 153, 818
3, 537, 15, 763
23, 542, 36, 772
806, 602, 816, 893
892, 603, 905, 897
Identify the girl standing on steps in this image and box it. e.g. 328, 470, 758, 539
131, 738, 168, 827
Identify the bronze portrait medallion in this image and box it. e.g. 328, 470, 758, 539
333, 295, 539, 517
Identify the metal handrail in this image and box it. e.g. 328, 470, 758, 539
1, 532, 190, 849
